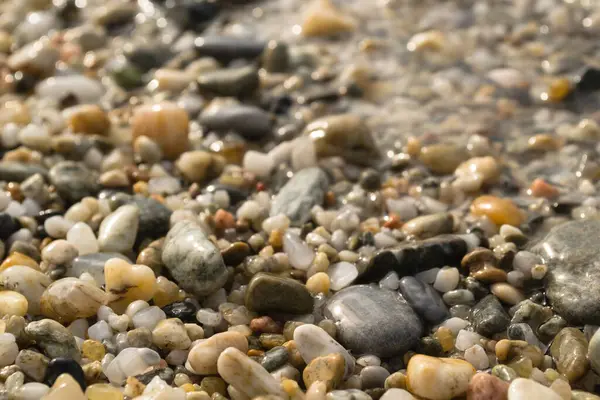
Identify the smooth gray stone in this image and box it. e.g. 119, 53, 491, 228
68, 253, 131, 285
471, 295, 510, 337
531, 219, 600, 324
324, 285, 422, 357
270, 167, 329, 224
197, 65, 259, 98
200, 104, 272, 140
0, 162, 48, 182
49, 161, 99, 204
398, 276, 449, 324
162, 220, 228, 296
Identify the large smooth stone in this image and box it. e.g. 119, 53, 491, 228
531, 219, 600, 324
0, 162, 48, 183
67, 253, 131, 286
49, 162, 99, 204
270, 167, 329, 224
550, 327, 589, 382
0, 265, 51, 314
398, 276, 449, 324
245, 273, 314, 314
162, 220, 228, 296
324, 285, 422, 357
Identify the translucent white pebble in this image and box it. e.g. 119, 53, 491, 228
132, 306, 166, 330
196, 308, 223, 327
0, 333, 18, 367
283, 231, 315, 270
88, 320, 112, 342
243, 151, 274, 179
66, 222, 98, 255
327, 262, 358, 291
433, 267, 460, 292
455, 329, 483, 351
103, 347, 161, 385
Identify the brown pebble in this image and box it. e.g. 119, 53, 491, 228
466, 372, 509, 400
249, 316, 282, 334
471, 195, 525, 226
67, 104, 111, 135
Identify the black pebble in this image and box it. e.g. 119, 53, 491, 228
44, 358, 86, 390
0, 212, 20, 240
576, 67, 600, 92
34, 209, 63, 224
162, 299, 197, 322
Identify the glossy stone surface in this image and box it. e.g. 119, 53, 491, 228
398, 276, 449, 324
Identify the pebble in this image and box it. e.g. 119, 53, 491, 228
490, 283, 525, 305
40, 278, 107, 323
433, 267, 460, 292
283, 231, 315, 270
245, 272, 314, 314
304, 353, 346, 390
589, 328, 600, 374
271, 168, 329, 224
16, 349, 49, 381
0, 291, 28, 317
186, 332, 248, 375
406, 355, 475, 400
471, 196, 524, 226
550, 327, 589, 382
194, 36, 266, 64
402, 213, 454, 239
131, 306, 166, 330
0, 266, 51, 314
507, 378, 562, 400
49, 162, 99, 204
327, 262, 359, 291
36, 75, 104, 104
85, 383, 124, 400
360, 366, 390, 389
104, 258, 157, 312
131, 103, 190, 160
302, 0, 356, 37
398, 276, 449, 324
294, 324, 355, 377
380, 389, 415, 400
14, 382, 51, 399
176, 151, 225, 183
467, 373, 509, 400
197, 65, 259, 98
42, 373, 86, 400
162, 220, 228, 296
44, 358, 86, 391
25, 319, 80, 361
66, 105, 110, 136
97, 205, 139, 253
471, 295, 510, 336
464, 345, 489, 370
103, 347, 161, 385
324, 285, 422, 358
152, 319, 191, 351
0, 333, 18, 367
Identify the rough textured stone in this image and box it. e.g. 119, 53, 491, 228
25, 319, 80, 361
162, 220, 228, 296
471, 295, 511, 337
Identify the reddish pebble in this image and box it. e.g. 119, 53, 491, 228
467, 372, 509, 400
256, 182, 266, 191
529, 178, 559, 199
214, 209, 235, 230
249, 316, 282, 334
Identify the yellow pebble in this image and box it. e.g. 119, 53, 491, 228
547, 77, 571, 102
133, 181, 149, 195
303, 353, 345, 390
153, 276, 180, 308
43, 373, 86, 400
181, 383, 196, 393
82, 340, 105, 361
104, 258, 157, 313
67, 104, 111, 136
306, 272, 330, 295
471, 195, 525, 226
0, 252, 39, 272
433, 327, 455, 353
85, 384, 124, 400
0, 291, 28, 317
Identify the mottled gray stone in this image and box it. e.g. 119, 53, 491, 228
531, 219, 600, 324
200, 104, 272, 140
49, 161, 99, 204
398, 276, 449, 324
0, 162, 48, 182
129, 195, 172, 239
511, 300, 553, 332
67, 252, 131, 285
324, 285, 422, 357
471, 295, 510, 337
162, 220, 228, 296
270, 167, 328, 224
24, 319, 80, 361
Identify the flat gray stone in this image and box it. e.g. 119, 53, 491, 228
0, 162, 48, 182
200, 104, 272, 140
270, 167, 328, 224
324, 285, 422, 357
49, 161, 99, 204
531, 219, 600, 325
162, 220, 228, 296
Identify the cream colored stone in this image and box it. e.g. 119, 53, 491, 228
186, 331, 248, 375
406, 355, 475, 400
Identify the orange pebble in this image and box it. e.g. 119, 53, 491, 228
214, 209, 235, 230
471, 195, 525, 226
529, 178, 559, 199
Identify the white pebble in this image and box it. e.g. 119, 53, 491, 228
306, 232, 327, 246
125, 300, 150, 318
103, 347, 161, 385
327, 262, 358, 291
442, 317, 470, 335
379, 271, 400, 290
386, 198, 418, 221
331, 209, 360, 232
13, 382, 50, 400
148, 177, 182, 195
508, 378, 562, 400
283, 231, 315, 270
531, 264, 547, 280
236, 200, 263, 221
433, 267, 460, 292
66, 222, 98, 255
213, 190, 230, 209
4, 201, 26, 218
0, 333, 18, 367
455, 329, 483, 351
374, 232, 397, 248
464, 344, 489, 370
132, 306, 166, 330
0, 191, 10, 211
507, 270, 525, 288
88, 320, 113, 342
243, 151, 274, 179
330, 229, 348, 251
261, 214, 290, 234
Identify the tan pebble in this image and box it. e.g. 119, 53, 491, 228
550, 379, 571, 400
82, 360, 103, 383
0, 252, 40, 272
527, 134, 561, 151
490, 283, 525, 305
104, 258, 157, 314
0, 101, 31, 126
384, 372, 407, 390
131, 102, 190, 160
185, 323, 204, 341
471, 266, 507, 283
176, 150, 226, 183
152, 68, 194, 92
99, 170, 129, 187
306, 273, 330, 295
283, 340, 305, 369
85, 383, 124, 400
547, 77, 571, 102
466, 372, 509, 400
303, 353, 345, 390
406, 355, 475, 400
40, 278, 107, 323
152, 277, 180, 308
124, 376, 145, 398
302, 0, 355, 37
186, 331, 249, 375
152, 318, 192, 350
419, 143, 467, 175
471, 195, 525, 226
43, 373, 86, 400
82, 340, 105, 362
0, 291, 28, 317
407, 30, 446, 52
67, 104, 111, 135
133, 135, 163, 164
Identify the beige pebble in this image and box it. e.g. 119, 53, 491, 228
66, 104, 111, 136
175, 150, 226, 183
40, 278, 107, 323
131, 102, 190, 160
302, 0, 355, 37
306, 272, 330, 295
186, 331, 248, 375
42, 373, 86, 400
406, 355, 475, 400
104, 258, 157, 313
0, 291, 28, 317
0, 251, 40, 272
0, 266, 51, 314
490, 283, 526, 305
99, 170, 129, 187
85, 383, 124, 400
152, 318, 192, 350
133, 135, 163, 164
303, 353, 345, 390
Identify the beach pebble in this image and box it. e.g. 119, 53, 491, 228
186, 331, 248, 375
406, 355, 475, 400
